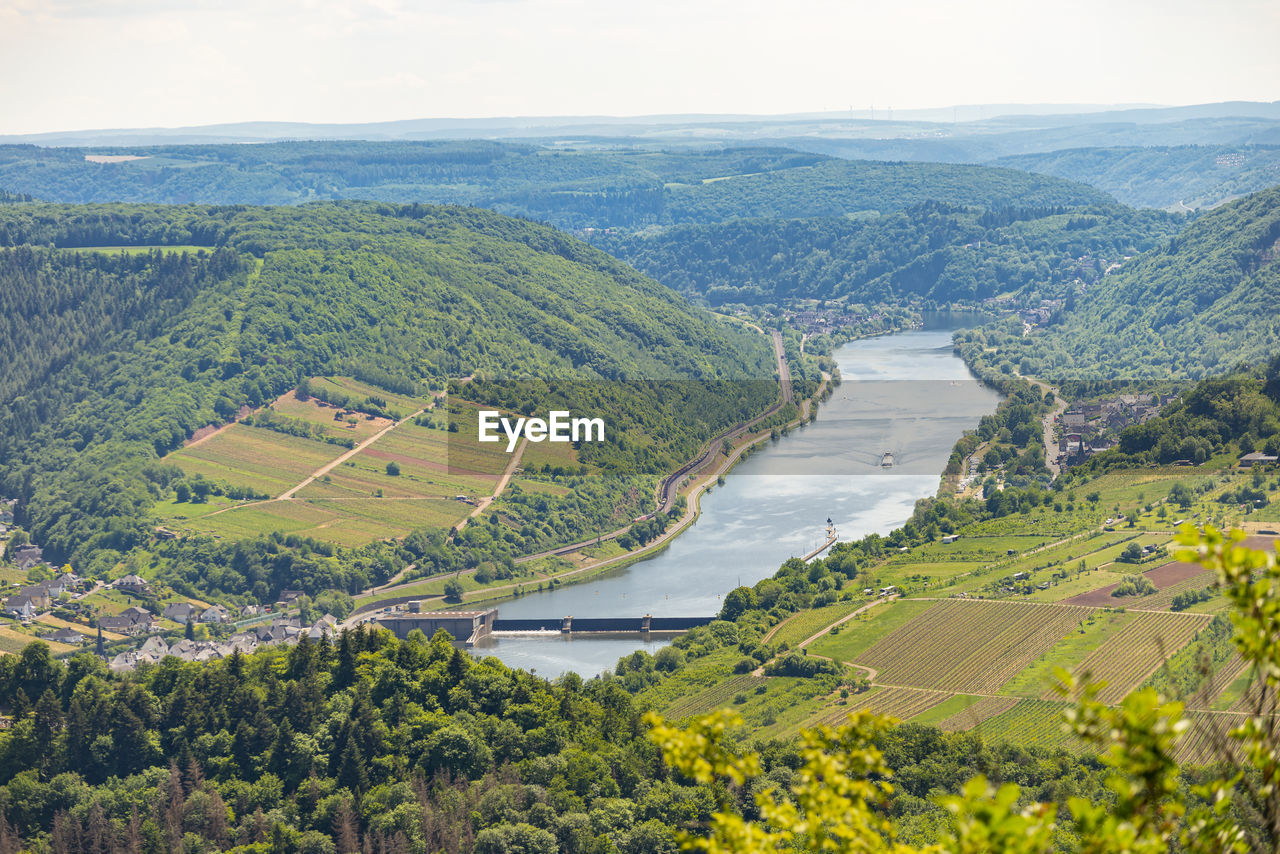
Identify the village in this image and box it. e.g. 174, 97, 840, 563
0, 509, 340, 671
1053, 392, 1179, 470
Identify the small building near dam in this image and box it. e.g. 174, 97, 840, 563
374, 605, 497, 645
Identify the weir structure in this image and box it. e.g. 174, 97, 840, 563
372, 603, 714, 646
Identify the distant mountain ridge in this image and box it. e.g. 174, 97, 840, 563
4, 101, 1277, 146
0, 142, 1113, 229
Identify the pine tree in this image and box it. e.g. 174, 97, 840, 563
336, 738, 368, 797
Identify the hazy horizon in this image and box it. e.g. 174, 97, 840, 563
3, 0, 1277, 136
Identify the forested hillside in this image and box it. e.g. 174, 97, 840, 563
0, 626, 1125, 853
0, 142, 1112, 229
0, 202, 773, 581
597, 203, 1179, 305
979, 185, 1280, 381
995, 144, 1280, 210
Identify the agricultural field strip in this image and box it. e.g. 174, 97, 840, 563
937, 695, 1020, 732
663, 674, 766, 720
1055, 611, 1212, 704
808, 686, 955, 728
978, 700, 1086, 752
1176, 712, 1247, 764
790, 597, 898, 652
858, 600, 1092, 694
1126, 571, 1218, 610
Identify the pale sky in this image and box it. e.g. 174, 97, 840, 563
1, 0, 1277, 135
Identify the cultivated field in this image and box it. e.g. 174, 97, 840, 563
806, 686, 954, 728
1054, 610, 1212, 703
1176, 713, 1247, 765
663, 674, 767, 719
767, 599, 869, 648
297, 420, 496, 501
857, 600, 1092, 694
806, 600, 935, 664
1064, 559, 1206, 607
976, 700, 1085, 753
937, 695, 1020, 732
167, 424, 337, 496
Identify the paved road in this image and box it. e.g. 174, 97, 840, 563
654, 330, 792, 512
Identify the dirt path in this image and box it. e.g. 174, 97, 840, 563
184, 420, 240, 449
753, 596, 897, 676
278, 408, 425, 500
455, 438, 528, 533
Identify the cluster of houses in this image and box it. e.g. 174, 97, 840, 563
782, 308, 903, 336
5, 570, 82, 620
1019, 299, 1065, 330
1056, 394, 1177, 469
108, 614, 339, 671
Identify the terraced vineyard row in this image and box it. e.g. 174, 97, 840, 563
768, 599, 867, 648
858, 600, 1091, 694
807, 686, 954, 728
1176, 713, 1247, 765
938, 696, 1020, 732
1055, 611, 1211, 704
663, 674, 765, 719
1128, 570, 1217, 611
977, 700, 1086, 753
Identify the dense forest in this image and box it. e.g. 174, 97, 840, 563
995, 144, 1280, 210
0, 625, 1131, 853
596, 202, 1180, 305
979, 184, 1280, 381
0, 202, 774, 589
0, 142, 1111, 230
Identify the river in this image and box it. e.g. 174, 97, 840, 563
469, 316, 1000, 677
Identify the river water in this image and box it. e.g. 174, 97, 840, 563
470, 317, 1000, 677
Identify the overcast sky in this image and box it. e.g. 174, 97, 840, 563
2, 0, 1277, 134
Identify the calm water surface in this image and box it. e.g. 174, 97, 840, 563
470, 320, 1000, 677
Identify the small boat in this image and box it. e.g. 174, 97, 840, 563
880, 451, 895, 468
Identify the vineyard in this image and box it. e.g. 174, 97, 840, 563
662, 674, 766, 720
976, 700, 1086, 752
937, 695, 1020, 732
805, 686, 954, 728
1054, 611, 1212, 703
1176, 712, 1247, 765
1126, 570, 1218, 611
766, 599, 869, 648
857, 600, 1091, 694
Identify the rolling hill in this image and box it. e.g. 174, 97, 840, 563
0, 201, 775, 580
0, 141, 1113, 229
994, 145, 1280, 210
972, 184, 1280, 382
596, 202, 1181, 306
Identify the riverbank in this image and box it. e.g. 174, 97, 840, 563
349, 358, 831, 618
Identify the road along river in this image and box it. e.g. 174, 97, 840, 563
470, 317, 1000, 677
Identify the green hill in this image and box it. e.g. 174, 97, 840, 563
596, 203, 1180, 306
0, 201, 774, 582
0, 141, 1113, 229
973, 185, 1280, 382
994, 145, 1280, 210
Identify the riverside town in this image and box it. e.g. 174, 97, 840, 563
476, 409, 606, 451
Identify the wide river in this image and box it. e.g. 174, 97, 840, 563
470, 317, 1000, 677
